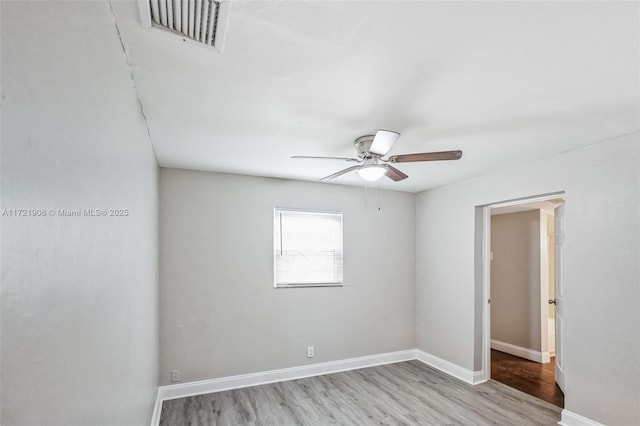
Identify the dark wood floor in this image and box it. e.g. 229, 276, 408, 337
160, 360, 561, 425
491, 349, 564, 408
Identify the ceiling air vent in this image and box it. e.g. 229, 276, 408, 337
139, 0, 230, 52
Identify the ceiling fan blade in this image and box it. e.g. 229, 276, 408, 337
320, 165, 361, 181
388, 150, 463, 163
369, 130, 400, 156
291, 155, 359, 162
383, 165, 408, 181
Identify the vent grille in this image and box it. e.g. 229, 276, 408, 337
149, 0, 221, 47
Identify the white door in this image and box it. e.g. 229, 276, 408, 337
554, 203, 565, 392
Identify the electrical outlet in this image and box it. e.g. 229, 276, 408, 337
307, 346, 314, 358
171, 369, 181, 383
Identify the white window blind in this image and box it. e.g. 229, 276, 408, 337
274, 208, 343, 287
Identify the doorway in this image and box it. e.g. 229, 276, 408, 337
479, 194, 565, 407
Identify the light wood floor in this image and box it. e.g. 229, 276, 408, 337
160, 360, 561, 425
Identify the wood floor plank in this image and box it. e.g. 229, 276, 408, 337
491, 349, 564, 408
160, 360, 562, 426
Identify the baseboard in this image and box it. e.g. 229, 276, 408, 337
559, 409, 605, 426
491, 339, 551, 364
152, 349, 415, 424
151, 348, 485, 425
149, 388, 162, 426
415, 350, 485, 385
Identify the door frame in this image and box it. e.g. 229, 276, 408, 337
553, 203, 566, 391
479, 191, 565, 381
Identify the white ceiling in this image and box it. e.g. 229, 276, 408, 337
111, 1, 639, 193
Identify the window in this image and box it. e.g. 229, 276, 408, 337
274, 208, 343, 288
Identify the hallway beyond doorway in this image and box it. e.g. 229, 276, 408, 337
491, 349, 564, 408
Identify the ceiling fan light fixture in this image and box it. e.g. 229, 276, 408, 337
357, 165, 386, 181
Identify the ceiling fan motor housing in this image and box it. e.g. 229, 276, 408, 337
354, 135, 379, 159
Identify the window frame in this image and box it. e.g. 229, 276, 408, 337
273, 207, 344, 289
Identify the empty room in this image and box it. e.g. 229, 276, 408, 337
1, 1, 638, 426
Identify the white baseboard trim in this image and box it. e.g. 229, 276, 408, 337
491, 339, 551, 364
150, 349, 486, 426
152, 349, 415, 424
149, 388, 162, 426
415, 350, 485, 385
559, 409, 605, 426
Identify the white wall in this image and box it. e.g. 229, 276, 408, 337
416, 134, 639, 425
491, 210, 541, 351
1, 2, 159, 425
159, 168, 416, 385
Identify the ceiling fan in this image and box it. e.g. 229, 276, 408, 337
292, 130, 462, 182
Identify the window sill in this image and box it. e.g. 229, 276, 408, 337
274, 283, 343, 289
